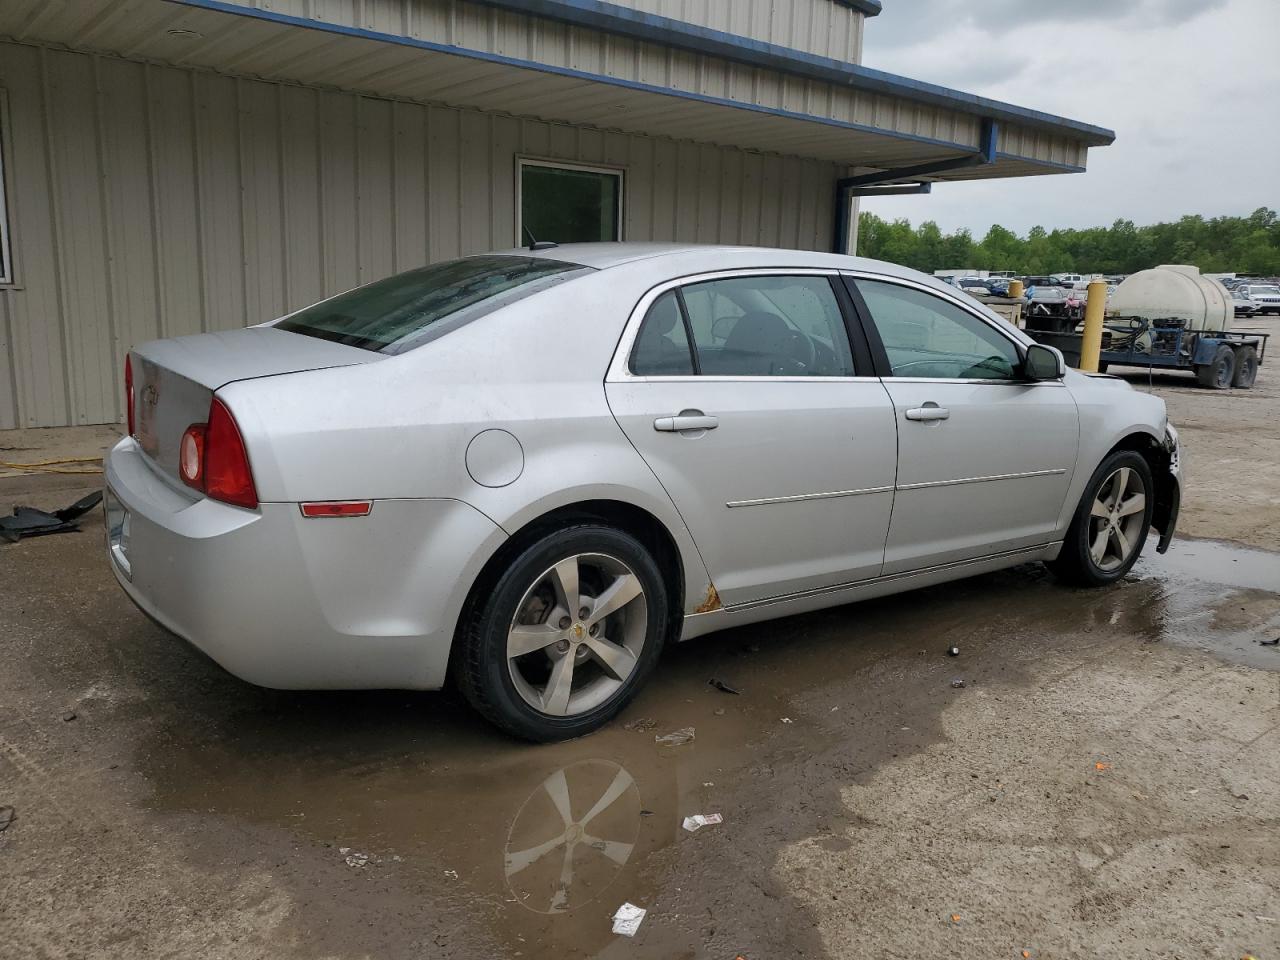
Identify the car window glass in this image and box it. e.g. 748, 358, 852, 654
630, 291, 695, 376
678, 276, 855, 377
856, 279, 1022, 380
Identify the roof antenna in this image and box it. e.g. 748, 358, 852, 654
523, 226, 559, 251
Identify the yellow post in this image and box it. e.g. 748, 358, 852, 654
1007, 279, 1024, 299
1078, 279, 1108, 372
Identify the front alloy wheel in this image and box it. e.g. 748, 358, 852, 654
1086, 466, 1148, 572
456, 524, 669, 741
1049, 450, 1154, 586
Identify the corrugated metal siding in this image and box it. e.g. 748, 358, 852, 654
599, 0, 864, 62
0, 40, 840, 428
230, 0, 971, 158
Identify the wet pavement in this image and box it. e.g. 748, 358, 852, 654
4, 511, 1278, 958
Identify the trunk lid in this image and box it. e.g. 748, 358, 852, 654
130, 326, 375, 482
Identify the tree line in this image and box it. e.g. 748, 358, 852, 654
856, 207, 1280, 277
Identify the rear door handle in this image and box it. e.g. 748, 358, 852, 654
905, 405, 950, 422
654, 414, 719, 432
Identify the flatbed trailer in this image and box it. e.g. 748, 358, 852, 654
1096, 317, 1268, 389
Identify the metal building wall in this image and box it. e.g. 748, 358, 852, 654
0, 41, 841, 429
598, 0, 865, 62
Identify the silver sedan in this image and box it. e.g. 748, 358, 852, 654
105, 244, 1182, 741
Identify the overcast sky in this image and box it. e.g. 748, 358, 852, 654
857, 0, 1280, 237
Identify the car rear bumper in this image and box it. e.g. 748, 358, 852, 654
104, 437, 506, 690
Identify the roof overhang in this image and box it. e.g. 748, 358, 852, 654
0, 0, 1112, 180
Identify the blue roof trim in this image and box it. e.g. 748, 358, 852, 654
833, 0, 883, 15
168, 0, 979, 158
471, 0, 1114, 146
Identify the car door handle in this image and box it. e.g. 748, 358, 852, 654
905, 406, 951, 422
654, 414, 719, 432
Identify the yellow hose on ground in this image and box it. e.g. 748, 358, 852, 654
0, 456, 104, 476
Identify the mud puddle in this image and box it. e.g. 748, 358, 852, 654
131, 537, 1279, 959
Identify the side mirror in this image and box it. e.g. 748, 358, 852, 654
1024, 343, 1066, 381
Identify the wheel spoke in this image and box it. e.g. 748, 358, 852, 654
580, 767, 636, 827
542, 653, 576, 716
1110, 524, 1132, 561
548, 842, 576, 913
1110, 467, 1131, 506
505, 833, 566, 877
1090, 498, 1110, 519
543, 768, 574, 828
583, 635, 638, 682
1090, 526, 1109, 564
549, 557, 580, 615
509, 623, 561, 658
587, 573, 643, 626
1117, 493, 1146, 517
582, 834, 635, 865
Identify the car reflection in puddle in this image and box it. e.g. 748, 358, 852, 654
505, 760, 641, 915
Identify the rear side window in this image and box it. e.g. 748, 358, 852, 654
276, 255, 591, 353
629, 275, 855, 378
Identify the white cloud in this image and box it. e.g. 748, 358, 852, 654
858, 0, 1280, 236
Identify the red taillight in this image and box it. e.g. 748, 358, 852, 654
178, 398, 258, 509
125, 355, 135, 437
204, 398, 258, 509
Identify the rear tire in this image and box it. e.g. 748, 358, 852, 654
455, 524, 669, 742
1195, 345, 1235, 389
1232, 346, 1258, 389
1048, 450, 1154, 587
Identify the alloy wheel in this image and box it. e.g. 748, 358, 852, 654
1087, 466, 1147, 571
506, 553, 648, 717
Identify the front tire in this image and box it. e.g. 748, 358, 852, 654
1048, 450, 1154, 587
456, 525, 670, 742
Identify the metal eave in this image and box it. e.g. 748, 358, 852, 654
465, 0, 1111, 146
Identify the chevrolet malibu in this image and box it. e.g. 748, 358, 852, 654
105, 244, 1182, 741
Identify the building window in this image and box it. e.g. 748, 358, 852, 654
0, 92, 12, 284
518, 159, 623, 246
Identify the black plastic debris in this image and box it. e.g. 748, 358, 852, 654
0, 491, 102, 543
1261, 637, 1279, 647
0, 806, 14, 832
947, 646, 960, 657
708, 677, 741, 695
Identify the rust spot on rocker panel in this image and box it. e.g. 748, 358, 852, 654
694, 583, 722, 614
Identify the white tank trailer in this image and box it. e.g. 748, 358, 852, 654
1097, 264, 1266, 389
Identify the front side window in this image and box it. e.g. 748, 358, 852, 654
855, 279, 1022, 380
519, 160, 622, 245
276, 255, 590, 353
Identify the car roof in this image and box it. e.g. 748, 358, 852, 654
485, 242, 941, 283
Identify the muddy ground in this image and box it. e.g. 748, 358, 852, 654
2, 326, 1278, 959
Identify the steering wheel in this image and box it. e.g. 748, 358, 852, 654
783, 330, 816, 370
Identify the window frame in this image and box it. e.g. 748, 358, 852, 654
515, 156, 625, 246
608, 267, 877, 383
0, 88, 14, 286
842, 272, 1055, 386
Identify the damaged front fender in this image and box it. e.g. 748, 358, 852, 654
1152, 424, 1183, 554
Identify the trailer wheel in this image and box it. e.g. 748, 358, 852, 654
1195, 345, 1235, 389
1232, 346, 1258, 389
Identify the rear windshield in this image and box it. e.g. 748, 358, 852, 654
276, 255, 591, 353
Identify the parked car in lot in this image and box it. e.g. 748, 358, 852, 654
1238, 283, 1280, 315
956, 277, 994, 295
105, 244, 1182, 741
1231, 287, 1260, 317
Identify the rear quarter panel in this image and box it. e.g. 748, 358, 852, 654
218, 266, 713, 619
